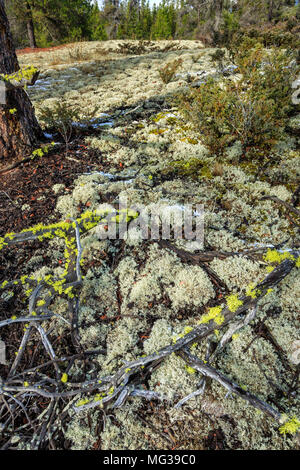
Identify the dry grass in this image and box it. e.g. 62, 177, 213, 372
212, 162, 224, 176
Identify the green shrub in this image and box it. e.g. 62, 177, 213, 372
158, 58, 182, 84
92, 23, 108, 41
176, 43, 299, 158
220, 11, 240, 48
38, 101, 81, 150
230, 27, 300, 51
209, 48, 227, 73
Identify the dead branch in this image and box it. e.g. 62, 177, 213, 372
178, 347, 282, 421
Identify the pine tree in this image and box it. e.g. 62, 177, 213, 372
7, 0, 95, 47
151, 1, 176, 39
139, 0, 152, 39
90, 1, 108, 40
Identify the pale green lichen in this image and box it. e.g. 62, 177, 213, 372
65, 410, 101, 450
144, 319, 174, 355
166, 265, 214, 310
148, 352, 199, 401
210, 257, 263, 292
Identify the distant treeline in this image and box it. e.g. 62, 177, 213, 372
6, 0, 300, 49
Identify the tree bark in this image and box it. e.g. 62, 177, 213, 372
0, 0, 42, 169
26, 1, 37, 48
27, 18, 37, 48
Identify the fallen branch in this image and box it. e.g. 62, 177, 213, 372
0, 208, 299, 447
178, 347, 282, 421
70, 255, 298, 415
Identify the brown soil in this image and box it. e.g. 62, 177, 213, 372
16, 43, 75, 56
0, 137, 106, 236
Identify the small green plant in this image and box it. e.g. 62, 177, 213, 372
158, 58, 182, 84
168, 158, 213, 180
39, 100, 81, 152
31, 142, 55, 159
209, 48, 227, 73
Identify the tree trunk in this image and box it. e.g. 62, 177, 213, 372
27, 18, 37, 48
0, 0, 42, 169
211, 0, 224, 44
26, 1, 37, 48
268, 0, 274, 21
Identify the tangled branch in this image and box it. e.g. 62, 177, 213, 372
0, 209, 299, 448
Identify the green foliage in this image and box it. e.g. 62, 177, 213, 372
209, 48, 227, 73
7, 0, 94, 48
158, 58, 182, 84
91, 22, 108, 41
151, 0, 176, 39
116, 0, 153, 40
176, 80, 235, 156
169, 158, 213, 180
231, 26, 300, 52
6, 0, 300, 48
220, 10, 240, 47
38, 101, 81, 149
177, 43, 299, 158
89, 2, 108, 41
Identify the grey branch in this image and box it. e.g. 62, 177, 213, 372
178, 347, 282, 421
